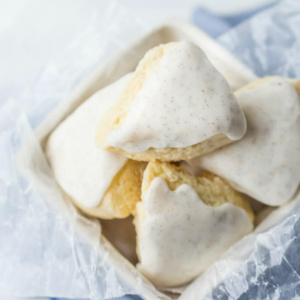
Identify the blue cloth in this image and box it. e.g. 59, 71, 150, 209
192, 2, 277, 38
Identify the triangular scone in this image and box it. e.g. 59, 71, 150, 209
96, 41, 246, 162
47, 74, 146, 219
135, 161, 253, 287
189, 77, 300, 206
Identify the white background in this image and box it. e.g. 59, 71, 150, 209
0, 0, 278, 102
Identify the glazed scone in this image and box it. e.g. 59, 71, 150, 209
96, 41, 246, 162
135, 161, 254, 287
188, 77, 300, 206
47, 74, 146, 219
237, 76, 300, 94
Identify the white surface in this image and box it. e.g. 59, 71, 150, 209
0, 0, 275, 105
118, 0, 278, 23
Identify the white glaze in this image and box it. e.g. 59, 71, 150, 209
190, 77, 300, 206
136, 177, 253, 287
46, 74, 132, 209
108, 41, 246, 153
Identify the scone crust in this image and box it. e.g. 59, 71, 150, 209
237, 76, 300, 95
104, 133, 233, 162
142, 161, 254, 221
72, 160, 146, 219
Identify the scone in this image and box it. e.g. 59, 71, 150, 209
188, 77, 300, 206
135, 161, 254, 287
96, 41, 246, 162
47, 74, 146, 219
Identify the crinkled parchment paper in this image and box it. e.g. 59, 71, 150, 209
1, 0, 300, 299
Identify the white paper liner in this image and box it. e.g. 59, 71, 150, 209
1, 0, 300, 299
